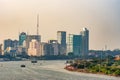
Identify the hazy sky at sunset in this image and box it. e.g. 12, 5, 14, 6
0, 0, 120, 50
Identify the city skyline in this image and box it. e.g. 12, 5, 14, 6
0, 0, 120, 50
3, 29, 88, 56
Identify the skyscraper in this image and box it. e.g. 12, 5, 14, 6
39, 42, 48, 56
13, 40, 19, 48
25, 35, 41, 49
4, 39, 13, 50
73, 35, 82, 56
4, 39, 19, 55
28, 39, 40, 56
80, 28, 89, 58
48, 40, 59, 55
19, 32, 27, 46
67, 34, 74, 54
57, 31, 66, 55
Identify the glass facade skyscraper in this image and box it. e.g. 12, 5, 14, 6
57, 31, 66, 55
4, 39, 13, 50
19, 32, 27, 46
73, 35, 82, 56
80, 28, 89, 58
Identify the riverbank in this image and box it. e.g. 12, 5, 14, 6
37, 60, 119, 80
64, 65, 120, 77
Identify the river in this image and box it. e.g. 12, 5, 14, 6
0, 60, 119, 80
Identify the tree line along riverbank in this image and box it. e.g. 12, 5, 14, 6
65, 59, 120, 77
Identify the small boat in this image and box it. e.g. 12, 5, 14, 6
31, 60, 37, 63
21, 64, 26, 67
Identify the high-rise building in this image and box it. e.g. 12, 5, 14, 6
12, 40, 19, 48
28, 39, 40, 56
57, 31, 66, 55
73, 35, 82, 56
4, 39, 13, 50
39, 42, 48, 56
19, 32, 27, 46
48, 40, 59, 55
4, 39, 19, 55
67, 34, 74, 54
46, 44, 54, 55
80, 28, 89, 58
25, 35, 41, 50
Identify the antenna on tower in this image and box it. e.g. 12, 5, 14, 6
37, 14, 39, 35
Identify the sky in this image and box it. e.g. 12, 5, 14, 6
0, 0, 120, 50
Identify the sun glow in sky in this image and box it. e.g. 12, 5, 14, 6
0, 0, 120, 50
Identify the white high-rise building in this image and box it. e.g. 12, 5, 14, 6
80, 28, 89, 58
26, 35, 41, 49
28, 39, 40, 56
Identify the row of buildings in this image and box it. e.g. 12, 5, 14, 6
1, 28, 89, 58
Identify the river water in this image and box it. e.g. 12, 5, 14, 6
0, 60, 119, 80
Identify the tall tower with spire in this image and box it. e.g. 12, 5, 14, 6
36, 14, 41, 43
26, 14, 41, 56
